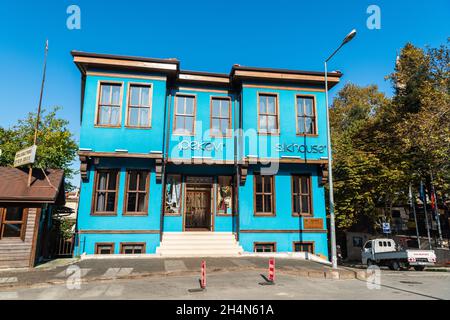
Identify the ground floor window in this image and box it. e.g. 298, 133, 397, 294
217, 176, 234, 215
254, 242, 276, 252
124, 170, 149, 215
293, 242, 314, 254
93, 169, 119, 214
164, 175, 182, 215
120, 243, 146, 254
95, 243, 115, 254
0, 207, 27, 239
254, 174, 275, 216
292, 175, 312, 216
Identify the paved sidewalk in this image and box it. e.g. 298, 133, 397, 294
0, 256, 357, 290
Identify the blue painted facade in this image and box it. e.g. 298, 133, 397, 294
72, 51, 342, 258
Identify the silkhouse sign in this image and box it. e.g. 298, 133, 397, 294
275, 143, 326, 154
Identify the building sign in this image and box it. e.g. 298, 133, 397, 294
303, 218, 324, 229
382, 222, 391, 234
13, 145, 37, 168
275, 143, 326, 154
178, 140, 224, 152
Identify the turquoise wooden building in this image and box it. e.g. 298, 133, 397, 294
72, 51, 342, 259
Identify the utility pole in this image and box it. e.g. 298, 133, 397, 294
28, 40, 49, 187
324, 29, 357, 269
409, 183, 421, 248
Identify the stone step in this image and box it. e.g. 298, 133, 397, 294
160, 239, 238, 244
157, 252, 241, 257
157, 232, 243, 257
156, 248, 243, 255
162, 235, 236, 239
163, 232, 235, 236
159, 243, 243, 250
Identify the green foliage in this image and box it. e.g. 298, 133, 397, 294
0, 106, 78, 190
330, 39, 450, 231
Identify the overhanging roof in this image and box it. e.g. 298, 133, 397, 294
71, 50, 180, 75
71, 50, 343, 88
230, 65, 342, 88
0, 167, 65, 204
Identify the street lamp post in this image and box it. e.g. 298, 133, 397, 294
324, 29, 356, 269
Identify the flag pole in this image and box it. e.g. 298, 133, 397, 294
430, 172, 443, 247
28, 40, 48, 187
420, 180, 432, 250
409, 183, 421, 248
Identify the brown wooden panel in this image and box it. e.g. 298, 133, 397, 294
0, 207, 37, 268
303, 218, 324, 230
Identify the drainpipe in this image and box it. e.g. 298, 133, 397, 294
159, 90, 173, 242
233, 93, 238, 241
235, 92, 243, 241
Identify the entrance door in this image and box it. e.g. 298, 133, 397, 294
185, 188, 211, 230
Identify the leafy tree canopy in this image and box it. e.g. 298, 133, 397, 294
330, 39, 450, 231
0, 106, 78, 190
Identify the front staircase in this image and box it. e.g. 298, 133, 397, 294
156, 232, 244, 257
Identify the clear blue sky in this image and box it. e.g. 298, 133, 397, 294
0, 0, 449, 187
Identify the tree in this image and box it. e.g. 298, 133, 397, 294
0, 107, 78, 190
330, 83, 395, 230
384, 41, 450, 195
330, 40, 450, 232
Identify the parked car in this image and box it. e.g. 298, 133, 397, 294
361, 238, 436, 271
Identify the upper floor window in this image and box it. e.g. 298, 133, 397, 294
254, 174, 275, 216
211, 97, 231, 136
174, 95, 196, 135
258, 93, 279, 134
93, 169, 119, 215
292, 175, 312, 216
97, 83, 122, 126
127, 84, 152, 128
296, 96, 316, 135
124, 170, 149, 215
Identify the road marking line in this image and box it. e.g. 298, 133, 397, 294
55, 268, 91, 278
0, 277, 18, 284
102, 268, 133, 278
164, 260, 188, 272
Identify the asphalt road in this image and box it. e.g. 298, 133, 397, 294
0, 268, 448, 300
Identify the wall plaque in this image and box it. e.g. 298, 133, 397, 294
303, 218, 324, 230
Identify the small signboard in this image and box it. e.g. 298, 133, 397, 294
382, 222, 391, 234
13, 145, 37, 167
303, 218, 324, 230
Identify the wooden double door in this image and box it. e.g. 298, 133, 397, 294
185, 185, 212, 231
